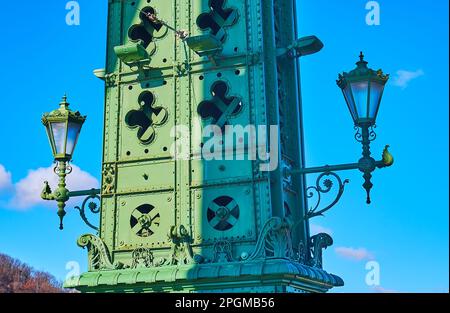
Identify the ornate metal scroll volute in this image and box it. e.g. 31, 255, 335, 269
305, 172, 349, 220
77, 234, 123, 271
74, 192, 101, 232
167, 225, 196, 265
309, 233, 333, 269
248, 217, 294, 260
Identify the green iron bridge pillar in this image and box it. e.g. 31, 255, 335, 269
42, 0, 393, 293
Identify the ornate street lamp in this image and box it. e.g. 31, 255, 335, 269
288, 52, 393, 220
42, 95, 86, 162
337, 52, 388, 127
41, 95, 100, 230
337, 52, 390, 204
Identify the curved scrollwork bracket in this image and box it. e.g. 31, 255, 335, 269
305, 172, 349, 220
74, 192, 101, 231
78, 234, 123, 271
355, 125, 377, 143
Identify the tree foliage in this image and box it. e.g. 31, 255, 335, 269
0, 253, 65, 293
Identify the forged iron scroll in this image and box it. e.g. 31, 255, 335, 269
309, 233, 333, 269
355, 125, 377, 143
77, 234, 123, 271
248, 217, 293, 260
166, 225, 196, 265
53, 162, 73, 175
74, 193, 100, 231
305, 172, 349, 220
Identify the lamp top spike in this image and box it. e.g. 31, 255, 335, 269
60, 94, 69, 108
356, 51, 368, 68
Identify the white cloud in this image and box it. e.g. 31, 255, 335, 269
8, 164, 99, 210
310, 224, 333, 235
392, 69, 424, 89
0, 164, 13, 192
335, 247, 374, 261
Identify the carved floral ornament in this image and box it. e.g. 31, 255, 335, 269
78, 218, 333, 271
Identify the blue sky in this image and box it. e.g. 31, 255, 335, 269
0, 0, 448, 293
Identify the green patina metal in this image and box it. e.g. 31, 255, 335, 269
41, 95, 86, 162
69, 0, 340, 293
114, 40, 149, 64
41, 95, 86, 229
40, 0, 395, 293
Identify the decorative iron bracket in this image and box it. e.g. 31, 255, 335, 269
304, 171, 349, 220
286, 145, 394, 219
70, 189, 101, 231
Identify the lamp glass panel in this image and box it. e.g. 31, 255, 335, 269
50, 122, 67, 155
66, 122, 82, 157
342, 85, 357, 122
44, 124, 56, 155
351, 81, 369, 119
369, 81, 385, 120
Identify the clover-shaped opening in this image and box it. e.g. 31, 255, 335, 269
197, 81, 243, 128
128, 6, 164, 49
196, 0, 238, 42
125, 91, 168, 145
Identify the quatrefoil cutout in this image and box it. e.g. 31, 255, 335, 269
197, 81, 243, 129
197, 0, 239, 42
125, 91, 168, 145
128, 6, 167, 49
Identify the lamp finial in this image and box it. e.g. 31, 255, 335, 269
356, 51, 368, 68
60, 94, 69, 108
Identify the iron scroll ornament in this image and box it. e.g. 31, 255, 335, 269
305, 171, 349, 220
74, 192, 101, 232
354, 125, 377, 143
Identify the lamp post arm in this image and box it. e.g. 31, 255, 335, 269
288, 162, 360, 175
68, 189, 101, 198
287, 145, 393, 177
